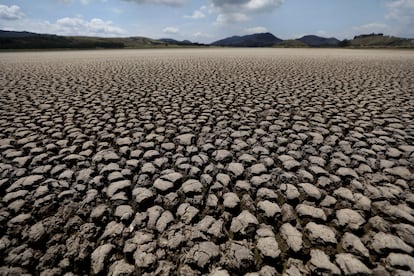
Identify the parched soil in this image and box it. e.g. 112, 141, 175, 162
0, 48, 413, 275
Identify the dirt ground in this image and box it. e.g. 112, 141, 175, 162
0, 48, 413, 275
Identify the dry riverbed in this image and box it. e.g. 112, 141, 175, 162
0, 48, 413, 275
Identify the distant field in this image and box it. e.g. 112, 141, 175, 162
0, 49, 413, 275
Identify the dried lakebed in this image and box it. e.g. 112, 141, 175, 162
0, 49, 413, 275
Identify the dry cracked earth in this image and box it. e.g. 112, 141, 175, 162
0, 48, 413, 276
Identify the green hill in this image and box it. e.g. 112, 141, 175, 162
211, 33, 283, 47
273, 39, 309, 48
297, 35, 339, 47
0, 31, 126, 49
66, 36, 163, 48
1, 30, 413, 50
349, 33, 414, 48
0, 30, 202, 49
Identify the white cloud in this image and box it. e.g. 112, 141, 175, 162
112, 7, 124, 14
200, 5, 215, 14
316, 30, 329, 37
0, 4, 24, 20
52, 17, 127, 36
384, 0, 414, 36
121, 0, 186, 6
211, 0, 283, 13
386, 0, 414, 22
244, 26, 267, 34
163, 26, 179, 34
286, 33, 304, 39
193, 32, 212, 38
215, 13, 249, 25
0, 6, 126, 36
244, 0, 283, 12
210, 0, 282, 26
54, 0, 107, 4
184, 10, 206, 19
82, 0, 107, 4
352, 22, 390, 33
54, 0, 73, 3
1, 17, 127, 36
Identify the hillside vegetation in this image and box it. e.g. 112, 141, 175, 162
0, 30, 200, 49
349, 33, 414, 48
211, 33, 282, 47
273, 39, 309, 48
0, 30, 413, 49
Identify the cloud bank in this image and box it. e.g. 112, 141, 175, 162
210, 0, 283, 25
184, 10, 206, 19
163, 26, 179, 34
211, 0, 283, 13
215, 13, 249, 24
386, 0, 414, 22
0, 5, 24, 20
54, 17, 127, 36
244, 26, 268, 34
121, 0, 186, 6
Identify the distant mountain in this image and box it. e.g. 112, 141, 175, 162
274, 39, 309, 48
0, 33, 126, 49
212, 32, 283, 47
297, 35, 339, 47
159, 38, 193, 45
158, 38, 206, 46
0, 30, 54, 38
348, 33, 414, 48
1, 29, 412, 49
69, 36, 162, 48
0, 30, 198, 49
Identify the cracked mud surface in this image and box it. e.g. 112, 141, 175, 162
0, 48, 413, 275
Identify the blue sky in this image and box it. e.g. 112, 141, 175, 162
0, 0, 413, 43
